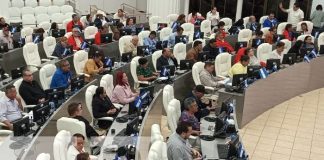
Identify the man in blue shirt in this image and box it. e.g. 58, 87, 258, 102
168, 27, 184, 48
143, 31, 157, 53
263, 12, 278, 28
50, 60, 72, 89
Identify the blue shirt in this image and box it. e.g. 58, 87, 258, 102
50, 68, 72, 89
143, 37, 157, 51
263, 18, 278, 28
53, 43, 71, 58
168, 32, 177, 48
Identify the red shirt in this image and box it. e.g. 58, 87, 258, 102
234, 48, 246, 63
282, 30, 292, 41
67, 36, 83, 50
94, 32, 101, 45
66, 20, 83, 32
215, 39, 234, 52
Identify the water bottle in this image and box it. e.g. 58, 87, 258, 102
49, 102, 55, 113
131, 133, 138, 146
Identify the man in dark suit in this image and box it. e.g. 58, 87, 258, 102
156, 48, 178, 71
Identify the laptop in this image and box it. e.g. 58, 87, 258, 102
282, 53, 296, 65
11, 66, 25, 79
136, 27, 144, 35
198, 51, 212, 62
100, 33, 113, 44
121, 28, 133, 36
157, 23, 168, 31
273, 35, 285, 43
111, 19, 120, 26
234, 41, 247, 51
137, 46, 150, 56
193, 31, 204, 40
9, 22, 22, 33
160, 65, 176, 77
121, 52, 133, 63
247, 65, 261, 79
180, 60, 194, 70
251, 38, 265, 48
319, 45, 324, 55
266, 59, 281, 70
84, 39, 95, 45
32, 33, 44, 43
103, 57, 115, 68
52, 29, 66, 38
0, 43, 9, 53
73, 25, 82, 31
156, 40, 168, 50
194, 19, 203, 26
175, 35, 188, 44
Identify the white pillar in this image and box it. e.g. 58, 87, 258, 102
184, 0, 190, 15
235, 0, 243, 21
0, 0, 10, 18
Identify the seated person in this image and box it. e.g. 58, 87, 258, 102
0, 17, 9, 30
228, 55, 250, 78
213, 21, 227, 37
124, 17, 136, 34
171, 14, 186, 32
199, 62, 223, 88
123, 35, 139, 56
283, 24, 294, 41
168, 26, 184, 47
251, 30, 263, 40
263, 11, 278, 28
265, 27, 277, 44
94, 23, 110, 45
189, 11, 205, 26
0, 85, 23, 130
19, 69, 46, 105
302, 35, 315, 49
215, 31, 235, 54
156, 48, 178, 71
76, 153, 91, 160
94, 12, 108, 29
83, 52, 106, 82
67, 134, 94, 160
67, 27, 84, 51
0, 26, 14, 50
113, 9, 127, 23
235, 47, 260, 66
186, 40, 203, 62
167, 122, 201, 160
288, 40, 303, 54
143, 31, 157, 52
228, 19, 244, 35
202, 38, 217, 53
137, 57, 158, 82
66, 14, 83, 33
53, 37, 72, 58
83, 14, 93, 28
50, 60, 72, 89
111, 71, 139, 105
49, 22, 59, 36
300, 22, 311, 35
246, 15, 260, 32
270, 42, 285, 63
179, 98, 201, 135
92, 87, 118, 129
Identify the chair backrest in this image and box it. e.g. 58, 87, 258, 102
36, 14, 50, 24
149, 16, 162, 31
39, 0, 52, 7
23, 42, 41, 66
21, 27, 34, 37
150, 124, 163, 144
43, 36, 57, 58
84, 26, 98, 39
147, 141, 168, 160
62, 19, 71, 30
257, 43, 273, 62
53, 130, 71, 160
25, 0, 38, 7
73, 50, 88, 75
259, 15, 268, 27
159, 27, 172, 41
130, 56, 141, 88
238, 29, 252, 42
22, 14, 36, 27
60, 5, 73, 14
219, 18, 232, 31
215, 52, 232, 77
12, 0, 24, 8
39, 64, 56, 90
181, 23, 194, 42
243, 16, 250, 27
35, 6, 48, 16
51, 13, 65, 25
296, 21, 313, 33
9, 7, 22, 19
85, 85, 98, 124
261, 27, 270, 38
64, 12, 75, 21
200, 19, 211, 35
53, 0, 66, 6
21, 7, 35, 16
297, 35, 315, 43
13, 78, 28, 107
64, 32, 72, 38
173, 43, 186, 64
48, 6, 61, 16
280, 39, 292, 54
138, 30, 151, 46
162, 84, 174, 113
187, 12, 201, 22
152, 50, 162, 71
192, 62, 205, 85
167, 14, 179, 26
100, 74, 114, 99
167, 98, 181, 133
277, 22, 288, 35
192, 39, 205, 48
57, 117, 87, 143
80, 16, 87, 27
36, 153, 51, 160
119, 35, 133, 55
318, 33, 324, 51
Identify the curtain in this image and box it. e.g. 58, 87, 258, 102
147, 0, 181, 19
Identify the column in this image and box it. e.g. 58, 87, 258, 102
235, 0, 243, 21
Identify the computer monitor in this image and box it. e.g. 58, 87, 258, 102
273, 35, 284, 43
0, 43, 9, 53
198, 51, 212, 62
155, 40, 168, 50
320, 45, 324, 55
52, 29, 66, 38
45, 87, 65, 102
193, 31, 204, 40
121, 28, 133, 36
291, 32, 301, 40
9, 22, 22, 33
84, 39, 95, 45
157, 23, 168, 31
247, 65, 261, 79
234, 41, 247, 51
232, 74, 248, 88
111, 19, 120, 26
103, 57, 115, 68
219, 101, 234, 116
100, 33, 113, 44
213, 112, 227, 137
139, 85, 155, 106
282, 53, 296, 65
266, 59, 281, 71
135, 27, 144, 35
137, 45, 150, 56
32, 33, 44, 43
121, 52, 133, 63
300, 48, 315, 57
228, 135, 240, 158
160, 65, 176, 77
62, 45, 73, 57
194, 19, 203, 26
71, 75, 85, 92
13, 116, 31, 136
32, 101, 50, 125
11, 66, 25, 79
251, 38, 265, 48
175, 35, 188, 44
125, 117, 139, 136
180, 60, 194, 70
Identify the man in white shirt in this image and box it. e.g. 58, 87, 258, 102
270, 42, 285, 63
279, 2, 304, 28
199, 62, 223, 89
206, 7, 220, 27
0, 26, 14, 50
67, 133, 86, 160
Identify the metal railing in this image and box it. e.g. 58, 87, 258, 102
120, 3, 151, 23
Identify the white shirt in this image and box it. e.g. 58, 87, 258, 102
271, 50, 284, 63
67, 145, 85, 160
206, 11, 220, 26
0, 96, 22, 122
286, 9, 304, 27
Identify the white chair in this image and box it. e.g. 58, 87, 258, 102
131, 56, 150, 89
167, 98, 181, 133
39, 64, 56, 90
11, 0, 24, 8
53, 0, 66, 6
22, 14, 36, 28
48, 6, 61, 16
238, 29, 252, 43
8, 7, 22, 23
192, 39, 205, 48
162, 84, 174, 114
259, 15, 268, 28
187, 12, 202, 22
173, 43, 186, 64
43, 36, 58, 59
138, 30, 150, 46
13, 78, 37, 109
297, 35, 315, 43
36, 153, 50, 160
36, 14, 50, 25
149, 16, 162, 31
148, 141, 168, 160
152, 50, 162, 71
118, 35, 133, 55
280, 39, 292, 54
200, 19, 211, 35
243, 16, 250, 27
219, 18, 232, 32
39, 22, 52, 34
159, 27, 172, 41
261, 27, 270, 38
99, 74, 124, 110
215, 52, 232, 77
64, 12, 75, 21
35, 6, 48, 16
23, 43, 50, 69
73, 50, 89, 77
51, 13, 65, 28
296, 21, 313, 33
257, 43, 273, 62
80, 16, 87, 27
25, 0, 38, 7
151, 124, 163, 144
62, 19, 71, 30
192, 62, 215, 91
39, 0, 52, 7
60, 5, 73, 14
21, 27, 34, 43
64, 32, 72, 38
318, 33, 324, 52
53, 130, 71, 160
84, 26, 98, 39
167, 14, 178, 26
181, 23, 194, 43
21, 7, 35, 16
277, 22, 288, 35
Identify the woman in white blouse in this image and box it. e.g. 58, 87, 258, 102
206, 7, 220, 28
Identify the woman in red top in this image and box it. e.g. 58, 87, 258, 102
66, 14, 83, 32
94, 23, 110, 45
67, 27, 84, 50
282, 24, 293, 41
234, 47, 246, 63
215, 31, 234, 54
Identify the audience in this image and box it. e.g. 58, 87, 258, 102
83, 52, 105, 82
288, 40, 303, 54
263, 11, 278, 28
143, 31, 157, 52
0, 85, 23, 130
214, 21, 227, 37
215, 31, 235, 54
0, 26, 13, 50
67, 27, 84, 51
124, 17, 136, 33
279, 2, 304, 28
76, 152, 91, 160
228, 55, 250, 78
50, 60, 72, 89
137, 57, 158, 82
199, 62, 223, 89
156, 48, 178, 71
283, 24, 293, 41
186, 40, 203, 62
92, 87, 118, 129
310, 5, 324, 29
228, 19, 244, 35
189, 11, 205, 26
53, 37, 72, 58
246, 15, 260, 32
270, 42, 285, 63
94, 23, 110, 45
206, 7, 220, 28
19, 69, 46, 105
265, 27, 276, 44
67, 133, 88, 160
94, 12, 108, 29
167, 122, 201, 160
302, 35, 315, 49
168, 26, 184, 47
171, 14, 186, 32
113, 9, 127, 23
123, 35, 139, 56
245, 47, 262, 66
300, 22, 311, 35
66, 14, 83, 33
251, 30, 263, 41
0, 17, 9, 30
49, 22, 59, 36
179, 97, 201, 134
83, 14, 93, 28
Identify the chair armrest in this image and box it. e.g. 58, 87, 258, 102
0, 122, 7, 127
138, 81, 150, 85
97, 117, 114, 121
89, 155, 98, 160
204, 86, 215, 91
28, 64, 40, 68
24, 105, 37, 108
216, 75, 227, 79
189, 135, 197, 140
0, 130, 12, 135
78, 73, 90, 78
113, 103, 124, 110
47, 56, 59, 59
41, 59, 51, 62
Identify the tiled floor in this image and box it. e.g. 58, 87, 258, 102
240, 88, 324, 160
